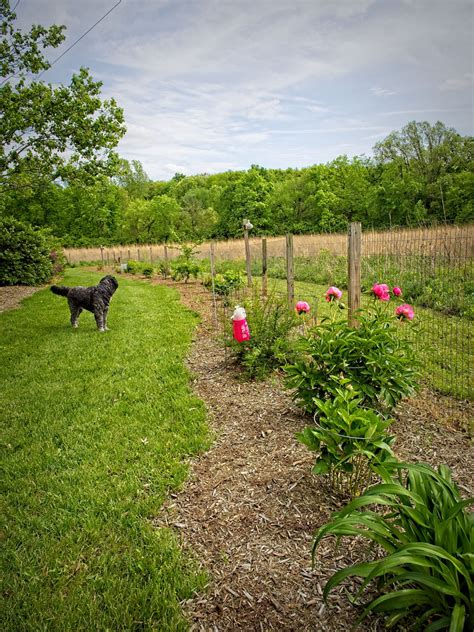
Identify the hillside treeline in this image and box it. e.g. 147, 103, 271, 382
1, 120, 473, 247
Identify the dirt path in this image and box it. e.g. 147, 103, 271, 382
0, 285, 43, 313
153, 279, 473, 631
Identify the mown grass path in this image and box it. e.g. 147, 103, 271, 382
0, 269, 209, 630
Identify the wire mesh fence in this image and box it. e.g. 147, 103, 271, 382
203, 224, 473, 407
65, 224, 473, 407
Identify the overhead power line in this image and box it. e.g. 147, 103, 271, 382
37, 0, 122, 79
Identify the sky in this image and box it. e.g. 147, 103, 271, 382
13, 0, 474, 181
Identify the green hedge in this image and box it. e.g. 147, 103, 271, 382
0, 217, 64, 285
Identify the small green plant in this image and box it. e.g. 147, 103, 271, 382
313, 461, 473, 631
141, 263, 154, 277
227, 287, 299, 379
125, 260, 154, 276
203, 270, 245, 297
126, 259, 141, 274
285, 303, 419, 414
296, 384, 395, 498
170, 245, 201, 283
158, 259, 171, 278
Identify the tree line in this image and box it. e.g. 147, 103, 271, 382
2, 119, 473, 248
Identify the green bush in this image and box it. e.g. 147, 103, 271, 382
125, 260, 154, 276
170, 245, 201, 283
0, 217, 63, 285
141, 263, 154, 277
203, 270, 245, 297
285, 303, 419, 414
313, 462, 474, 631
158, 259, 171, 278
296, 384, 395, 498
227, 288, 299, 380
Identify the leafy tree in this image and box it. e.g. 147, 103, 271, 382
374, 121, 473, 222
120, 195, 181, 244
0, 0, 126, 193
114, 159, 150, 199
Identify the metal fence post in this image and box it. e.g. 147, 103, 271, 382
243, 223, 252, 287
262, 237, 268, 297
286, 233, 294, 305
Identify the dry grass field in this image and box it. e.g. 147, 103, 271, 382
64, 224, 474, 265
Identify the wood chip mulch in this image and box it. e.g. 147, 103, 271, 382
152, 279, 473, 632
0, 285, 42, 313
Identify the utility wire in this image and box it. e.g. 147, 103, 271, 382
37, 0, 122, 78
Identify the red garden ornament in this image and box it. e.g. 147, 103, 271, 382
231, 305, 251, 342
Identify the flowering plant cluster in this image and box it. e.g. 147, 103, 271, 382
325, 286, 342, 302
395, 303, 415, 321
371, 282, 415, 321
295, 300, 310, 315
371, 283, 390, 301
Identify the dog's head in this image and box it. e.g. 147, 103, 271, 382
99, 275, 119, 297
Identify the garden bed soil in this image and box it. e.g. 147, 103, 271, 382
152, 278, 473, 632
0, 285, 42, 313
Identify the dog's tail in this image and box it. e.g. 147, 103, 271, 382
50, 285, 70, 297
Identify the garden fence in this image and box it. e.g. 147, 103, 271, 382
65, 224, 473, 406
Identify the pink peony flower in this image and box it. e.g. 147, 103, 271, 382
395, 303, 415, 321
295, 300, 310, 314
372, 283, 390, 301
325, 286, 342, 302
393, 286, 402, 297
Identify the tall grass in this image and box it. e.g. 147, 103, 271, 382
0, 270, 209, 630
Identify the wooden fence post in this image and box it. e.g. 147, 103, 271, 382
262, 238, 268, 297
149, 246, 153, 263
164, 245, 169, 277
348, 222, 361, 327
100, 245, 104, 267
137, 248, 141, 261
243, 224, 252, 287
286, 233, 294, 305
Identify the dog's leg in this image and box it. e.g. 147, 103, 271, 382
69, 304, 82, 328
94, 310, 106, 332
103, 306, 110, 331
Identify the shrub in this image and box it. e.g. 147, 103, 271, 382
203, 270, 245, 297
0, 217, 63, 285
296, 384, 395, 498
170, 245, 201, 283
313, 462, 474, 631
285, 303, 419, 414
126, 259, 141, 274
158, 259, 171, 278
227, 288, 299, 380
141, 263, 154, 277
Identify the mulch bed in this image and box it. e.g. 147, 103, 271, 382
0, 285, 43, 313
152, 278, 473, 631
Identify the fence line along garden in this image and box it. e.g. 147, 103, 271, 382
65, 223, 473, 409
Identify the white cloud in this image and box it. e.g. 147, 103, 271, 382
371, 87, 396, 98
439, 74, 473, 92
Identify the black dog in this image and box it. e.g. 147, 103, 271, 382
51, 275, 118, 332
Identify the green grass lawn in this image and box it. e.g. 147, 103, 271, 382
0, 269, 210, 631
